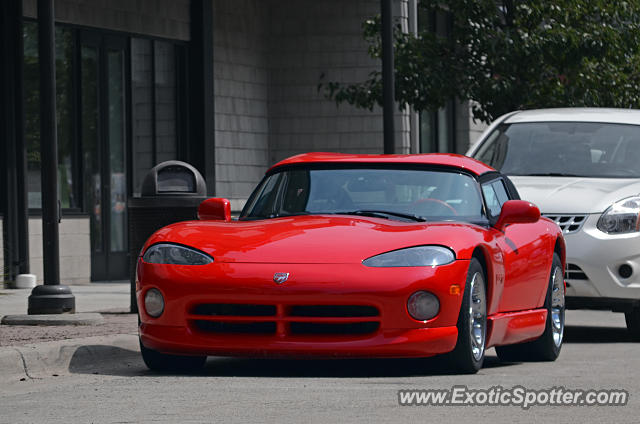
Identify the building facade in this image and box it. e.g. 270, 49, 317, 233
1, 0, 486, 285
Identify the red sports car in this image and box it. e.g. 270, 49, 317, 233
137, 153, 566, 374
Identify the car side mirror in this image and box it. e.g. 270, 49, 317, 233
198, 198, 231, 221
494, 200, 540, 231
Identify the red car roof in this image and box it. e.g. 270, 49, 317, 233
269, 152, 495, 176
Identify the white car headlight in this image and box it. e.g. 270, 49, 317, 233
142, 243, 213, 265
362, 245, 455, 267
597, 196, 640, 234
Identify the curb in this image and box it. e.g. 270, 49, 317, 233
0, 333, 140, 381
1, 313, 105, 326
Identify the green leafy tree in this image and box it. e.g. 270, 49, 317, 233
321, 0, 640, 123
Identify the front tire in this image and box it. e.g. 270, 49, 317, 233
139, 337, 207, 372
496, 253, 565, 362
447, 257, 487, 374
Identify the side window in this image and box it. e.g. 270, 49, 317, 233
492, 180, 509, 205
481, 179, 510, 218
243, 173, 283, 217
482, 184, 501, 217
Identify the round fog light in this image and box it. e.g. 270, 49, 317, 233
144, 288, 165, 317
407, 291, 439, 321
619, 264, 633, 279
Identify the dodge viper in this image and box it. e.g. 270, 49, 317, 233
136, 153, 566, 373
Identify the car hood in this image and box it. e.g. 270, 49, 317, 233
147, 215, 487, 264
509, 176, 640, 214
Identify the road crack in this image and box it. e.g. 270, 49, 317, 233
13, 348, 42, 380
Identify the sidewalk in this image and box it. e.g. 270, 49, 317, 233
0, 282, 140, 381
0, 282, 132, 317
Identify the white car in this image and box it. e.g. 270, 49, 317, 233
467, 108, 640, 339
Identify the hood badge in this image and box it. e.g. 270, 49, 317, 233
273, 272, 290, 284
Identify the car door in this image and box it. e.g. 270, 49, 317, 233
481, 176, 549, 312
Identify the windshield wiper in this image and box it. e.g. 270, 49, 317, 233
271, 212, 310, 217
240, 212, 309, 220
340, 210, 427, 222
244, 210, 427, 222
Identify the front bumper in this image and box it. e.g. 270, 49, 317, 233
564, 214, 640, 304
140, 323, 458, 358
137, 260, 468, 358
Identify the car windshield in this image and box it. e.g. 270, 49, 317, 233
240, 167, 486, 223
474, 122, 640, 178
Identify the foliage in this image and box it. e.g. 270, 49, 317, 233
321, 0, 640, 123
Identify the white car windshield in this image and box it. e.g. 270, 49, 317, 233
475, 122, 640, 178
241, 167, 485, 222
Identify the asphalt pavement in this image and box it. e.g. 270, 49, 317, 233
1, 284, 639, 423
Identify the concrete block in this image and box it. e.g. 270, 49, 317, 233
215, 147, 235, 164
60, 217, 90, 235
230, 199, 247, 213
30, 260, 44, 284
29, 234, 43, 260
215, 182, 232, 198
233, 182, 258, 199
27, 0, 189, 41
59, 234, 91, 258
60, 255, 91, 280
28, 218, 43, 235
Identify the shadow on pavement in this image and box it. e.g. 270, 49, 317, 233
69, 345, 146, 376
563, 325, 633, 344
69, 346, 517, 378
198, 354, 516, 378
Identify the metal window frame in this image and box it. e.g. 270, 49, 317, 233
21, 18, 191, 215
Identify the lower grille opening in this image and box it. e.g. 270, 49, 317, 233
565, 263, 588, 280
289, 322, 379, 335
289, 305, 379, 317
192, 304, 276, 317
194, 320, 276, 334
189, 303, 381, 337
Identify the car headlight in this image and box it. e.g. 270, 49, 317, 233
597, 196, 640, 234
362, 245, 455, 267
142, 243, 213, 265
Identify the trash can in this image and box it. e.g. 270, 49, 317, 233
128, 161, 207, 313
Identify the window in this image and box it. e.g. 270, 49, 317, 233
475, 122, 640, 178
23, 22, 189, 212
242, 168, 485, 222
131, 38, 154, 196
24, 22, 78, 210
131, 38, 188, 196
482, 180, 509, 218
418, 7, 456, 153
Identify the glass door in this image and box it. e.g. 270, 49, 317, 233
81, 33, 128, 281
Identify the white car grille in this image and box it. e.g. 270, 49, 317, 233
543, 214, 587, 234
